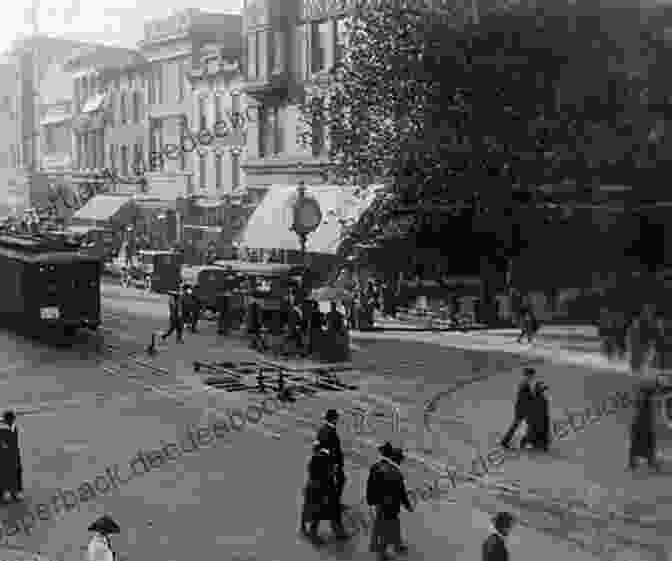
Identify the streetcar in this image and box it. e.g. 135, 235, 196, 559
0, 234, 102, 335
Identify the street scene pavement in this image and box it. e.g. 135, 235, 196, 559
0, 282, 666, 561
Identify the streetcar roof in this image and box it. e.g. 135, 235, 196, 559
212, 260, 302, 276
0, 246, 101, 264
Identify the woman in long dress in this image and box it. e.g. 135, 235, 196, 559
628, 386, 660, 471
300, 444, 341, 544
521, 382, 551, 452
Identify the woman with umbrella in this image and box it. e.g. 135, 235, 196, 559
88, 515, 120, 561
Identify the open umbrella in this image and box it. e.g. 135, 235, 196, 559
88, 515, 121, 535
311, 286, 353, 303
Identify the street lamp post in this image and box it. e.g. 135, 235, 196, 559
290, 163, 322, 302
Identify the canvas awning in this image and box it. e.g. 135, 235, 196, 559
237, 184, 383, 255
40, 112, 71, 126
133, 197, 176, 213
72, 195, 133, 223
183, 224, 224, 232
81, 93, 106, 113
66, 225, 98, 235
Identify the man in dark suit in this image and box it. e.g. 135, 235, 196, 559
0, 410, 23, 502
366, 443, 413, 561
161, 287, 184, 343
500, 367, 536, 449
482, 512, 515, 561
216, 290, 230, 335
300, 444, 347, 544
316, 409, 347, 513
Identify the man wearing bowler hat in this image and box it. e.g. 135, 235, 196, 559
88, 515, 120, 561
316, 409, 346, 510
500, 367, 536, 449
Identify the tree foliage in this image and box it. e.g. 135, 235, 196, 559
299, 1, 672, 265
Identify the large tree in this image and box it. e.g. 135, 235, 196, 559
300, 0, 672, 322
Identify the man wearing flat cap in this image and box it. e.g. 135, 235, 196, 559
500, 367, 536, 449
316, 409, 346, 508
483, 512, 515, 561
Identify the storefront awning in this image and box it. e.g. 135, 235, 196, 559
82, 93, 106, 113
40, 112, 71, 126
72, 195, 133, 223
66, 225, 103, 235
193, 198, 226, 209
237, 184, 383, 255
134, 197, 176, 213
183, 225, 223, 232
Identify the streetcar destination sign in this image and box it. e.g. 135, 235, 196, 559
40, 307, 60, 320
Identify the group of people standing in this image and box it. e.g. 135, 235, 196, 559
300, 409, 414, 560
250, 297, 348, 360
160, 284, 211, 344
500, 368, 551, 452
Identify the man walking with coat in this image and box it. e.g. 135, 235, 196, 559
316, 409, 346, 512
161, 287, 184, 343
0, 410, 23, 502
366, 443, 413, 561
500, 367, 536, 449
483, 512, 516, 561
300, 444, 348, 544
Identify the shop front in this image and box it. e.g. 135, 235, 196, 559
178, 196, 254, 265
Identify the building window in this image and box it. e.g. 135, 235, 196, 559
177, 60, 186, 102
109, 144, 116, 171
258, 105, 282, 158
271, 31, 284, 75
311, 21, 330, 74
199, 95, 208, 131
199, 154, 207, 190
107, 90, 117, 125
156, 66, 163, 104
120, 92, 128, 124
214, 93, 223, 125
215, 153, 223, 190
247, 33, 257, 79
133, 144, 143, 174
44, 127, 54, 153
120, 145, 128, 177
133, 91, 142, 123
148, 66, 162, 105
335, 18, 348, 64
147, 72, 154, 105
312, 117, 325, 157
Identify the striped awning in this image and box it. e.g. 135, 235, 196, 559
72, 195, 132, 222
